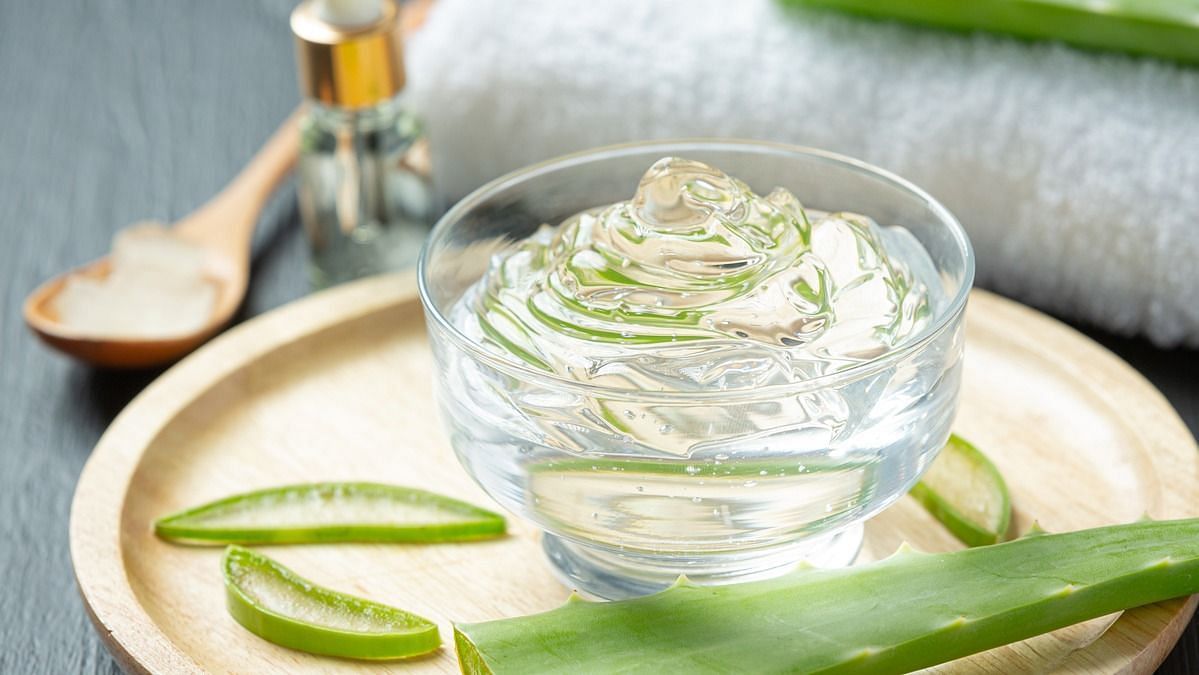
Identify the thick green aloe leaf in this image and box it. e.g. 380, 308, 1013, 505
223, 545, 439, 660
785, 0, 1199, 64
456, 518, 1199, 674
911, 434, 1012, 546
155, 482, 505, 544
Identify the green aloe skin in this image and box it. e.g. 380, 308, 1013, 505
785, 0, 1199, 64
154, 482, 506, 545
223, 546, 440, 660
910, 434, 1012, 547
455, 518, 1199, 674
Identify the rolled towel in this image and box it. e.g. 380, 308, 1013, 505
406, 0, 1199, 347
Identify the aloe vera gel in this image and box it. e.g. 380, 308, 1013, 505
455, 158, 942, 382
421, 145, 973, 598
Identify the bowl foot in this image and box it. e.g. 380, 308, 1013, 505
541, 524, 864, 600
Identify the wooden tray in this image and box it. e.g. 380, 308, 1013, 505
70, 272, 1199, 674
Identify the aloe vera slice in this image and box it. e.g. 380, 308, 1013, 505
785, 0, 1199, 64
155, 482, 505, 545
911, 434, 1012, 547
222, 545, 439, 660
455, 517, 1199, 674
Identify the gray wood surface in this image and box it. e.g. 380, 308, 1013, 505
0, 1, 1195, 672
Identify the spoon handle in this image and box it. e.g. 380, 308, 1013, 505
225, 107, 304, 213
175, 108, 303, 258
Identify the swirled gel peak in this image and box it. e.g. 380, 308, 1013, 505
451, 157, 939, 391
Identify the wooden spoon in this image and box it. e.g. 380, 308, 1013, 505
24, 109, 302, 369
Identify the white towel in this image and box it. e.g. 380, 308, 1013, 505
406, 0, 1199, 347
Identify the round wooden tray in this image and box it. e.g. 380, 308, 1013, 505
70, 272, 1199, 674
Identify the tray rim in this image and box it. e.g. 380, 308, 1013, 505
69, 272, 1199, 674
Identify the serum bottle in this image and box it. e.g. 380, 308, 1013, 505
291, 0, 435, 288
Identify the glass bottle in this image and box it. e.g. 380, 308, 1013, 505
292, 0, 436, 288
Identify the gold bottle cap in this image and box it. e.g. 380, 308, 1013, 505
291, 0, 405, 109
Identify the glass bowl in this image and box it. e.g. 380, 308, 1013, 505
418, 140, 974, 599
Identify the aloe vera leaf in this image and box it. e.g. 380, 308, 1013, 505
154, 482, 505, 545
455, 518, 1199, 674
223, 545, 440, 660
910, 434, 1012, 546
784, 0, 1199, 65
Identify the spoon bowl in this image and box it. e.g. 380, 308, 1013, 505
25, 258, 220, 368
24, 110, 300, 368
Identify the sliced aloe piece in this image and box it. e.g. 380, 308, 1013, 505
911, 434, 1012, 547
222, 545, 439, 660
155, 482, 505, 545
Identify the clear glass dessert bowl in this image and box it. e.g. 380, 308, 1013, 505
418, 141, 974, 599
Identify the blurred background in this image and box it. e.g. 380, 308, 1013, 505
0, 0, 1196, 671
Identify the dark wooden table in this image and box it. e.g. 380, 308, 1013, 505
1, 1, 1196, 672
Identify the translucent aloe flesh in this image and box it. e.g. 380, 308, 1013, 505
910, 434, 1012, 547
223, 546, 440, 660
785, 0, 1199, 64
455, 518, 1199, 674
155, 482, 505, 544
